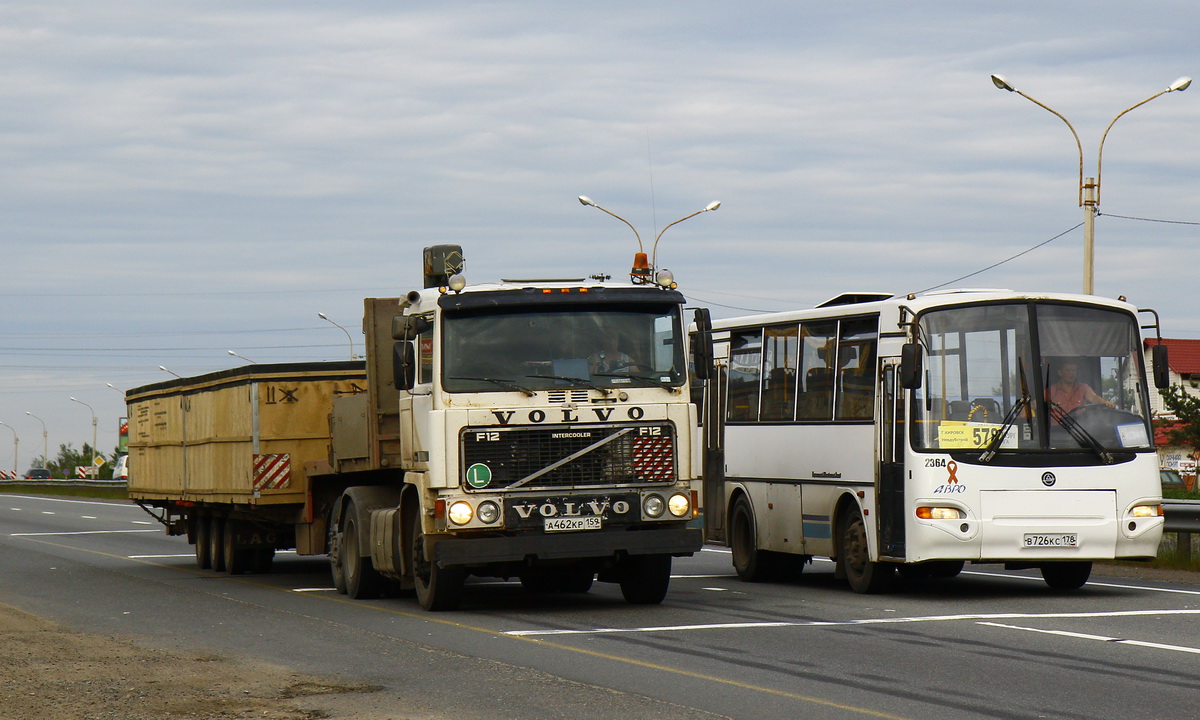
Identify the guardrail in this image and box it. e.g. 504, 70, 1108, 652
0, 478, 128, 490
1164, 499, 1200, 561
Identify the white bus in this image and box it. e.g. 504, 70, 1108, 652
698, 290, 1169, 592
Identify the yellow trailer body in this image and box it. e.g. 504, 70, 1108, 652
127, 362, 367, 508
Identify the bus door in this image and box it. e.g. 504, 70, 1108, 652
701, 350, 728, 544
878, 360, 906, 559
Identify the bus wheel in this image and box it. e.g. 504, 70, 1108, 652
1041, 561, 1092, 590
731, 497, 772, 582
619, 554, 671, 604
409, 506, 464, 611
194, 513, 211, 569
839, 509, 894, 594
343, 502, 386, 600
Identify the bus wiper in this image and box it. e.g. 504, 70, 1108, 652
448, 376, 536, 397
979, 395, 1029, 463
526, 374, 610, 396
981, 358, 1032, 463
1049, 402, 1114, 464
594, 371, 675, 390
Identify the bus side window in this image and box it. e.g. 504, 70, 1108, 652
836, 318, 878, 421
798, 321, 837, 421
761, 324, 799, 421
726, 329, 762, 422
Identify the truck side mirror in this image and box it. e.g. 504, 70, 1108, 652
691, 308, 714, 381
899, 343, 923, 389
1153, 344, 1170, 389
392, 342, 416, 390
392, 315, 431, 341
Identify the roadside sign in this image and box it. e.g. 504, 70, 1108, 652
93, 456, 106, 467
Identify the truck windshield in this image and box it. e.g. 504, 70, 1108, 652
912, 302, 1152, 455
442, 303, 685, 393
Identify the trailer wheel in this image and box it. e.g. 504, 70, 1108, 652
253, 548, 275, 574
1041, 561, 1092, 590
223, 520, 252, 576
328, 509, 347, 594
343, 504, 386, 599
619, 554, 671, 605
194, 513, 212, 570
409, 506, 464, 611
838, 507, 893, 594
209, 514, 226, 573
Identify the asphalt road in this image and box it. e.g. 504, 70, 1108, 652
4, 493, 1199, 720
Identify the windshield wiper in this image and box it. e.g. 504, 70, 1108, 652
1048, 402, 1114, 464
594, 371, 675, 390
526, 374, 610, 396
448, 376, 536, 397
980, 358, 1034, 463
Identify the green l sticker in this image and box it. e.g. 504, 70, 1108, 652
466, 463, 492, 488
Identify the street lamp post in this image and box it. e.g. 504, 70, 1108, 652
25, 412, 47, 469
0, 421, 18, 476
228, 350, 258, 364
318, 313, 357, 360
69, 397, 98, 476
578, 196, 720, 285
991, 74, 1191, 294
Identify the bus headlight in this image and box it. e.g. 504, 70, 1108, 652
916, 506, 964, 520
1130, 504, 1162, 518
477, 501, 501, 525
667, 493, 691, 518
643, 494, 666, 518
448, 501, 474, 525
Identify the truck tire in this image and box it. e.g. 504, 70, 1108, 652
328, 508, 347, 594
343, 503, 386, 599
409, 507, 465, 611
194, 513, 211, 570
223, 520, 252, 576
209, 514, 226, 573
619, 554, 671, 605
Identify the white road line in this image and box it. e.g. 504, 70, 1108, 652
503, 608, 1200, 637
81, 515, 97, 519
980, 621, 1200, 655
11, 530, 161, 537
128, 553, 195, 559
2, 494, 134, 507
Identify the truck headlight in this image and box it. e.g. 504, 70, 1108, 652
668, 493, 690, 518
643, 494, 666, 518
477, 501, 501, 524
448, 501, 473, 525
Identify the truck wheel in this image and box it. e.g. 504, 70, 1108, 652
409, 510, 464, 611
223, 520, 251, 576
1041, 561, 1092, 590
343, 505, 386, 599
209, 514, 226, 573
559, 566, 595, 594
619, 554, 671, 605
194, 513, 212, 569
730, 496, 773, 582
838, 507, 893, 594
252, 548, 275, 574
328, 509, 347, 594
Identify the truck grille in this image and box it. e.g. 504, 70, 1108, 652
460, 422, 676, 491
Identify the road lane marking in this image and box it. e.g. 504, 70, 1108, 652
980, 622, 1200, 655
10, 530, 161, 537
503, 608, 1200, 636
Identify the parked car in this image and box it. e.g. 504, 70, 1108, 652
24, 468, 51, 480
1160, 469, 1185, 489
112, 455, 128, 481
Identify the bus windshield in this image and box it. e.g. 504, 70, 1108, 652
912, 302, 1152, 454
442, 303, 685, 393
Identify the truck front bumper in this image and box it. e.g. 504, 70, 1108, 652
428, 527, 703, 567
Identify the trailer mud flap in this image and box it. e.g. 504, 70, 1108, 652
369, 507, 405, 580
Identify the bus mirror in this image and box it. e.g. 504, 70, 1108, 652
392, 315, 431, 341
392, 341, 416, 390
1153, 344, 1170, 389
899, 343, 923, 389
691, 308, 714, 381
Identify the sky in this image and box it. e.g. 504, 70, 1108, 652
1, 1, 1197, 470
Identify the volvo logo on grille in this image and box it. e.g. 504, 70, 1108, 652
1041, 472, 1057, 487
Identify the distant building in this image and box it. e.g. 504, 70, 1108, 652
1145, 338, 1200, 482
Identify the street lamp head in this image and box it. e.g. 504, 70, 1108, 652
705, 201, 721, 212
578, 195, 596, 207
1169, 76, 1192, 92
317, 312, 329, 320
991, 74, 1016, 92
